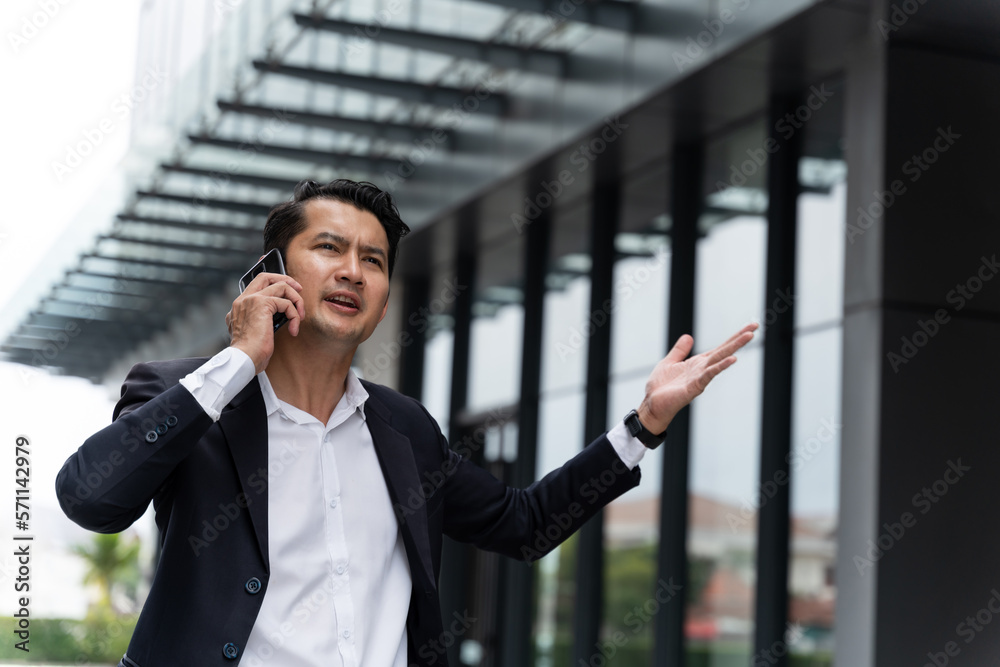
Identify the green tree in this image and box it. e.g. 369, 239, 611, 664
71, 532, 141, 614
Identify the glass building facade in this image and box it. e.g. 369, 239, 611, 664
387, 65, 849, 664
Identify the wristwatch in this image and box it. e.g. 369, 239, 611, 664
624, 409, 667, 449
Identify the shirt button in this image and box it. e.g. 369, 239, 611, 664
329, 498, 338, 509
336, 564, 346, 575
343, 629, 351, 639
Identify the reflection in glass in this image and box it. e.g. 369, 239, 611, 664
597, 228, 671, 666
602, 375, 664, 666
688, 122, 768, 659
788, 329, 840, 657
467, 304, 524, 411
422, 324, 453, 438
467, 234, 524, 413
534, 390, 586, 666
787, 162, 845, 661
534, 207, 592, 665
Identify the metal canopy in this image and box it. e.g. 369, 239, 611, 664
134, 191, 274, 217
292, 13, 567, 76
115, 214, 262, 237
184, 134, 406, 172
471, 0, 636, 31
216, 100, 450, 146
159, 164, 306, 191
2, 0, 813, 381
6, 0, 595, 380
250, 60, 510, 115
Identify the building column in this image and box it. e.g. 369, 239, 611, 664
654, 141, 700, 667
838, 22, 1000, 667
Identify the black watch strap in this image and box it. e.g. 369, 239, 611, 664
624, 409, 666, 449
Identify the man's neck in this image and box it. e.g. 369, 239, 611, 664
264, 334, 357, 424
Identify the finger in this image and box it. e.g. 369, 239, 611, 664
664, 333, 694, 363
699, 355, 737, 388
716, 323, 758, 349
246, 272, 303, 294
232, 281, 306, 339
259, 282, 305, 333
275, 296, 300, 335
255, 280, 305, 309
277, 282, 305, 326
289, 283, 305, 322
271, 281, 305, 323
704, 327, 755, 365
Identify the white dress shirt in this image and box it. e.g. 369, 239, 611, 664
178, 346, 647, 666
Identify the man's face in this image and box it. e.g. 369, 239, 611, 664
281, 198, 390, 350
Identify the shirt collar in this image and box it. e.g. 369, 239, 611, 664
257, 367, 369, 424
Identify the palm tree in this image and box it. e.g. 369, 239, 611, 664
71, 532, 141, 614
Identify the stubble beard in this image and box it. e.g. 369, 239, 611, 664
301, 307, 371, 350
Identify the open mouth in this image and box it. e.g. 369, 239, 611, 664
324, 294, 360, 312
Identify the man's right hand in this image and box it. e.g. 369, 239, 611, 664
226, 272, 305, 374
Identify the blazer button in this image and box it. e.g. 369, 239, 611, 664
166, 415, 178, 427
155, 423, 168, 435
144, 431, 158, 443
222, 642, 239, 659
245, 577, 262, 594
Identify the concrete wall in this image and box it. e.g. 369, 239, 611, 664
839, 34, 1000, 667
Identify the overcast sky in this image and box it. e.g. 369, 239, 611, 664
0, 0, 151, 617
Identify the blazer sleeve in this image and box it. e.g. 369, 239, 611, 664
55, 361, 215, 534
424, 402, 642, 564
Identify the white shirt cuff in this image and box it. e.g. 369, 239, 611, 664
178, 347, 256, 422
606, 420, 649, 470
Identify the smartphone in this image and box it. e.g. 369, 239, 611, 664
238, 248, 289, 332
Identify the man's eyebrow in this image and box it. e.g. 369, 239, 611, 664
310, 231, 387, 258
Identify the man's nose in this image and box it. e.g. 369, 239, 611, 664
337, 251, 364, 284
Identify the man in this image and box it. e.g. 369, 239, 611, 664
56, 179, 757, 666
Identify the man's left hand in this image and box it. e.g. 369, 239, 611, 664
634, 322, 758, 436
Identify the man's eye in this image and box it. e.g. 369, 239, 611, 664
365, 257, 383, 267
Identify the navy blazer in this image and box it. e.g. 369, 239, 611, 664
55, 357, 641, 666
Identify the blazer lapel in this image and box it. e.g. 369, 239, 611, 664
363, 391, 436, 589
213, 375, 435, 587
218, 376, 270, 568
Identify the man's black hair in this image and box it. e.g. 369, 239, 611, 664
263, 179, 410, 278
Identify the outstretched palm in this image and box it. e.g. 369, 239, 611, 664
637, 323, 758, 434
